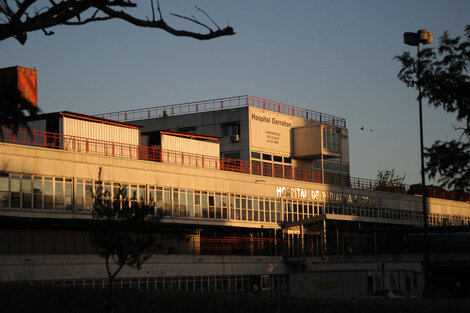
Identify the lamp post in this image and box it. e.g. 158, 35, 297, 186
403, 29, 433, 297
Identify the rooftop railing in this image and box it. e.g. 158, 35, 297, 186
1, 126, 468, 202
96, 95, 347, 128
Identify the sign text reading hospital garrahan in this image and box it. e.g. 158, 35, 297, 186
251, 113, 292, 128
276, 186, 382, 207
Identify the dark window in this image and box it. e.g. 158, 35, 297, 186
251, 152, 261, 159
273, 155, 283, 163
284, 157, 292, 164
222, 123, 240, 137
262, 154, 272, 161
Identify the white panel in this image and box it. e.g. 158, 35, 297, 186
161, 134, 220, 169
62, 117, 140, 158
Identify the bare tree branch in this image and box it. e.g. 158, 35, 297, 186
0, 0, 235, 44
195, 5, 220, 31
170, 12, 212, 33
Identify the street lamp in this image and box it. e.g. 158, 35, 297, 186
403, 29, 433, 297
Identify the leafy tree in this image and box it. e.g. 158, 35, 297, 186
375, 169, 406, 193
395, 25, 470, 193
90, 175, 160, 313
0, 0, 234, 44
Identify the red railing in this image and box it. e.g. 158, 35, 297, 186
96, 95, 347, 128
1, 126, 468, 202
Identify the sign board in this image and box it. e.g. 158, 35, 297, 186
249, 108, 293, 154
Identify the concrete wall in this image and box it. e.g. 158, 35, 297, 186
290, 270, 368, 298
0, 254, 288, 282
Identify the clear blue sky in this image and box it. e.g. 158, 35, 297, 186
2, 0, 469, 185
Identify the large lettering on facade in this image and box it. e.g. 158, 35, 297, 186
276, 186, 382, 207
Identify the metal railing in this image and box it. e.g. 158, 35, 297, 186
1, 126, 468, 202
96, 95, 347, 128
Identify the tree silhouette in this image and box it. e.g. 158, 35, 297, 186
0, 80, 38, 135
0, 1, 234, 134
396, 25, 470, 193
90, 172, 161, 313
375, 169, 406, 193
0, 0, 234, 44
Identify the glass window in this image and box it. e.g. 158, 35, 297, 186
265, 199, 270, 222
229, 195, 235, 220
10, 175, 20, 208
247, 196, 253, 221
156, 187, 163, 216
55, 178, 64, 210
173, 189, 179, 217
194, 191, 201, 218
222, 194, 228, 220
148, 186, 156, 215
202, 191, 208, 218
163, 188, 171, 216
235, 196, 241, 220
262, 154, 272, 161
259, 198, 264, 222
215, 193, 221, 219
22, 175, 32, 209
44, 177, 53, 210
253, 197, 259, 221
209, 193, 215, 218
85, 180, 93, 211
283, 157, 292, 164
273, 155, 283, 163
64, 178, 73, 211
241, 196, 247, 221
251, 152, 261, 159
0, 173, 9, 207
187, 190, 194, 218
33, 176, 43, 210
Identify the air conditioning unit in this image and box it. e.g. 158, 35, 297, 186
231, 134, 240, 142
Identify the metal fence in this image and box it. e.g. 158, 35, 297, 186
1, 126, 468, 202
96, 95, 347, 128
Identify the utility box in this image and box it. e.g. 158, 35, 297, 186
0, 65, 38, 108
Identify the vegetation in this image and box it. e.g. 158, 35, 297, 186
90, 170, 160, 312
375, 169, 406, 193
395, 25, 470, 193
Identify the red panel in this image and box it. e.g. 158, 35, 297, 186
0, 65, 38, 108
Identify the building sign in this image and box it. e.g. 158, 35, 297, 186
145, 267, 169, 277
250, 109, 293, 154
276, 186, 382, 207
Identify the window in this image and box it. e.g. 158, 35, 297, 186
0, 173, 9, 207
262, 154, 272, 161
22, 175, 32, 209
222, 123, 240, 137
323, 127, 341, 153
33, 176, 43, 210
251, 152, 261, 159
10, 175, 20, 208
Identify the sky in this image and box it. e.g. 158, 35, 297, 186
1, 0, 469, 185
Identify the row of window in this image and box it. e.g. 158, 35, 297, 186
32, 274, 289, 294
2, 172, 468, 226
428, 213, 470, 227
